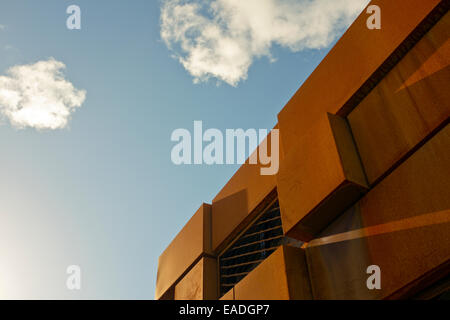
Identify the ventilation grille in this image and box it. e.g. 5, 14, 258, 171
219, 200, 283, 297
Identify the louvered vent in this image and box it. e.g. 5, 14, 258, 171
219, 200, 284, 297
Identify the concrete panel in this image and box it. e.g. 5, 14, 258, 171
175, 257, 218, 300
306, 125, 450, 299
277, 114, 368, 241
234, 246, 312, 300
156, 203, 213, 300
348, 12, 450, 183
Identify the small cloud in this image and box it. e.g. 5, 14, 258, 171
0, 24, 5, 30
160, 0, 369, 86
0, 58, 86, 130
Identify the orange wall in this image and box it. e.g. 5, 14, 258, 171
348, 11, 450, 184
233, 246, 312, 300
155, 203, 212, 299
277, 113, 368, 241
306, 124, 450, 299
211, 127, 280, 252
174, 257, 218, 300
276, 0, 446, 242
278, 0, 443, 150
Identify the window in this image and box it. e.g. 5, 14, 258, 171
219, 200, 284, 297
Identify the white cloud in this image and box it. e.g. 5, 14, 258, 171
0, 24, 5, 30
0, 58, 86, 130
160, 0, 369, 86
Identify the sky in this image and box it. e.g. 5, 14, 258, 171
0, 0, 369, 299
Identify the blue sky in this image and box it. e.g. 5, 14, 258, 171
0, 0, 367, 299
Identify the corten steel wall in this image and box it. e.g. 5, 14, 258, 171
155, 0, 450, 300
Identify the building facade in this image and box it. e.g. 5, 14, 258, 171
156, 0, 450, 300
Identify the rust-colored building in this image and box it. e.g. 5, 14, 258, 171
156, 0, 450, 300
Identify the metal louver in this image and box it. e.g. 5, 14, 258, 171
219, 200, 284, 297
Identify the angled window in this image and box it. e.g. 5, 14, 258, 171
219, 199, 284, 297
